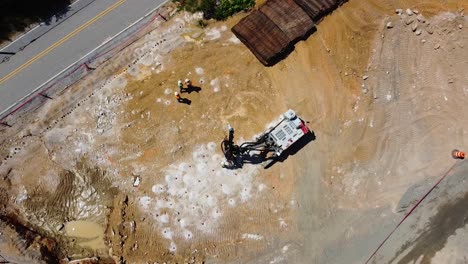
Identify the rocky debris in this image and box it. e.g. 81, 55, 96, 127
363, 75, 369, 80
395, 9, 403, 15
426, 26, 434, 34
131, 242, 138, 251
0, 214, 64, 262
413, 9, 419, 14
411, 23, 418, 32
406, 9, 414, 16
415, 29, 422, 36
362, 87, 369, 94
386, 22, 394, 29
109, 194, 129, 262
459, 24, 463, 29
405, 18, 415, 25
416, 14, 425, 23
434, 43, 441, 50
421, 39, 426, 44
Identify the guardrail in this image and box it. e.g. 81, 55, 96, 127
0, 4, 172, 128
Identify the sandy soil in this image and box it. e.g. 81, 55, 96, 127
0, 0, 468, 263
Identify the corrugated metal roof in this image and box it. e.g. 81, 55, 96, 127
232, 10, 290, 66
232, 0, 347, 66
260, 0, 315, 42
293, 0, 345, 21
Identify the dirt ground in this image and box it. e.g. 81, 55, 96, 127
0, 0, 468, 263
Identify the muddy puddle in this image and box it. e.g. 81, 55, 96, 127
65, 221, 106, 250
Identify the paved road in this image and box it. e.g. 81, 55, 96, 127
0, 0, 167, 116
0, 0, 96, 55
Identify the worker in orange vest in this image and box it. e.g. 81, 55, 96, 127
184, 78, 192, 88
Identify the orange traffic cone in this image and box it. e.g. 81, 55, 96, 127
452, 149, 465, 159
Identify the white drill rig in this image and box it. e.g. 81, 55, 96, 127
221, 109, 311, 169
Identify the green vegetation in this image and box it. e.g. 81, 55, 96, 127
175, 0, 255, 20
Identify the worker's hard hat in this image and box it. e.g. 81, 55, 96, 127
178, 80, 182, 84
174, 92, 179, 95
185, 78, 190, 82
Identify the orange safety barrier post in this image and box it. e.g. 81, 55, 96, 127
452, 149, 465, 159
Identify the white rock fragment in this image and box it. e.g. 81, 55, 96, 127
395, 9, 403, 15
406, 8, 414, 16
413, 9, 419, 14
362, 75, 369, 80
415, 29, 422, 36
459, 24, 463, 29
434, 43, 440, 50
411, 23, 418, 32
279, 218, 288, 228
133, 176, 141, 187
386, 22, 394, 29
242, 233, 263, 240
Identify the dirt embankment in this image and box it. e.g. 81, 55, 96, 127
0, 0, 467, 263
272, 1, 468, 263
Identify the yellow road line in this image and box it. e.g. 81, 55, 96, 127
0, 0, 126, 85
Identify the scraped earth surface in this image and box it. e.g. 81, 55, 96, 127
0, 0, 468, 263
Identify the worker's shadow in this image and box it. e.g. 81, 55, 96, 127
182, 86, 202, 94
177, 98, 191, 105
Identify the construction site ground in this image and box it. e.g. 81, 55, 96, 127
0, 0, 468, 263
